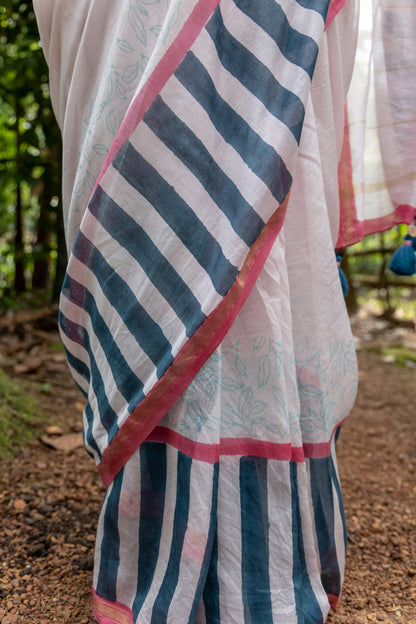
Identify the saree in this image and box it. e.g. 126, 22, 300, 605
337, 0, 416, 247
34, 0, 361, 622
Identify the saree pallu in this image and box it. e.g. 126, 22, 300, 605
338, 0, 416, 247
34, 0, 360, 622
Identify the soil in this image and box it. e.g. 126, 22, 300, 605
0, 311, 415, 624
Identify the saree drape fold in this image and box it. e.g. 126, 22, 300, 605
337, 0, 416, 247
33, 0, 369, 622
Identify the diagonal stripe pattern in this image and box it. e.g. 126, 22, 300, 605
59, 0, 330, 470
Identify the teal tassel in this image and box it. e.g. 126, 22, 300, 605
336, 253, 349, 297
388, 240, 416, 276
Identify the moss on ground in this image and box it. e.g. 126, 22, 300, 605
0, 369, 42, 457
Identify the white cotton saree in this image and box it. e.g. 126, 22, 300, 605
31, 0, 388, 622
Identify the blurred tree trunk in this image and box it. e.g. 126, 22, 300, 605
32, 182, 52, 290
13, 96, 25, 293
14, 180, 26, 293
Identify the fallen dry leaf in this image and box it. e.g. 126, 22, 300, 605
39, 433, 83, 452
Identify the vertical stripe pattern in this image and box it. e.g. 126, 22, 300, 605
94, 436, 347, 623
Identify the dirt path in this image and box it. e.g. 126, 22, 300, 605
0, 317, 415, 623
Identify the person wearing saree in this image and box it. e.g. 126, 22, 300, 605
33, 0, 414, 622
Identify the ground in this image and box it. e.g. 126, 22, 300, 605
0, 311, 415, 624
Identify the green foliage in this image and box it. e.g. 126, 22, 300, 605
0, 368, 41, 457
0, 1, 62, 300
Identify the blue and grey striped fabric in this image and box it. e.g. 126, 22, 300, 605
94, 435, 346, 623
59, 0, 331, 467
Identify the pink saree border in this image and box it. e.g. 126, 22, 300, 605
337, 109, 414, 248
93, 590, 134, 624
94, 0, 221, 195
146, 426, 337, 463
325, 0, 348, 28
143, 417, 347, 466
97, 196, 290, 487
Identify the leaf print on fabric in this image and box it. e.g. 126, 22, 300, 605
141, 54, 150, 73
167, 2, 182, 33
234, 352, 247, 378
257, 354, 270, 388
86, 171, 96, 191
103, 74, 113, 104
272, 386, 286, 410
270, 339, 284, 378
74, 177, 86, 199
84, 101, 106, 125
129, 5, 147, 46
122, 62, 140, 83
150, 25, 163, 38
239, 387, 253, 414
93, 144, 109, 156
222, 402, 247, 432
106, 110, 117, 136
221, 376, 243, 391
185, 400, 207, 432
116, 38, 135, 54
115, 76, 127, 100
254, 336, 267, 350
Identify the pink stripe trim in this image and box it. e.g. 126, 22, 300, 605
93, 590, 133, 624
146, 420, 346, 464
338, 204, 415, 248
98, 198, 290, 488
325, 0, 348, 28
93, 0, 220, 195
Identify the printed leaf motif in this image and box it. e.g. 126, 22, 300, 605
115, 76, 127, 100
250, 416, 266, 427
339, 384, 345, 400
103, 74, 113, 104
270, 340, 283, 377
222, 403, 246, 430
329, 341, 338, 357
221, 376, 243, 391
74, 177, 86, 198
272, 386, 286, 410
122, 62, 140, 84
254, 336, 266, 350
234, 353, 247, 378
177, 421, 190, 432
239, 387, 253, 414
85, 101, 106, 125
167, 2, 182, 32
116, 38, 134, 53
248, 401, 267, 417
203, 373, 219, 400
106, 109, 117, 136
93, 143, 109, 156
136, 4, 149, 17
141, 0, 160, 4
150, 25, 163, 37
300, 416, 316, 434
186, 400, 206, 432
141, 54, 150, 73
320, 393, 336, 430
129, 6, 147, 46
265, 423, 283, 435
86, 171, 96, 190
257, 354, 270, 388
299, 383, 323, 398
316, 356, 326, 384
